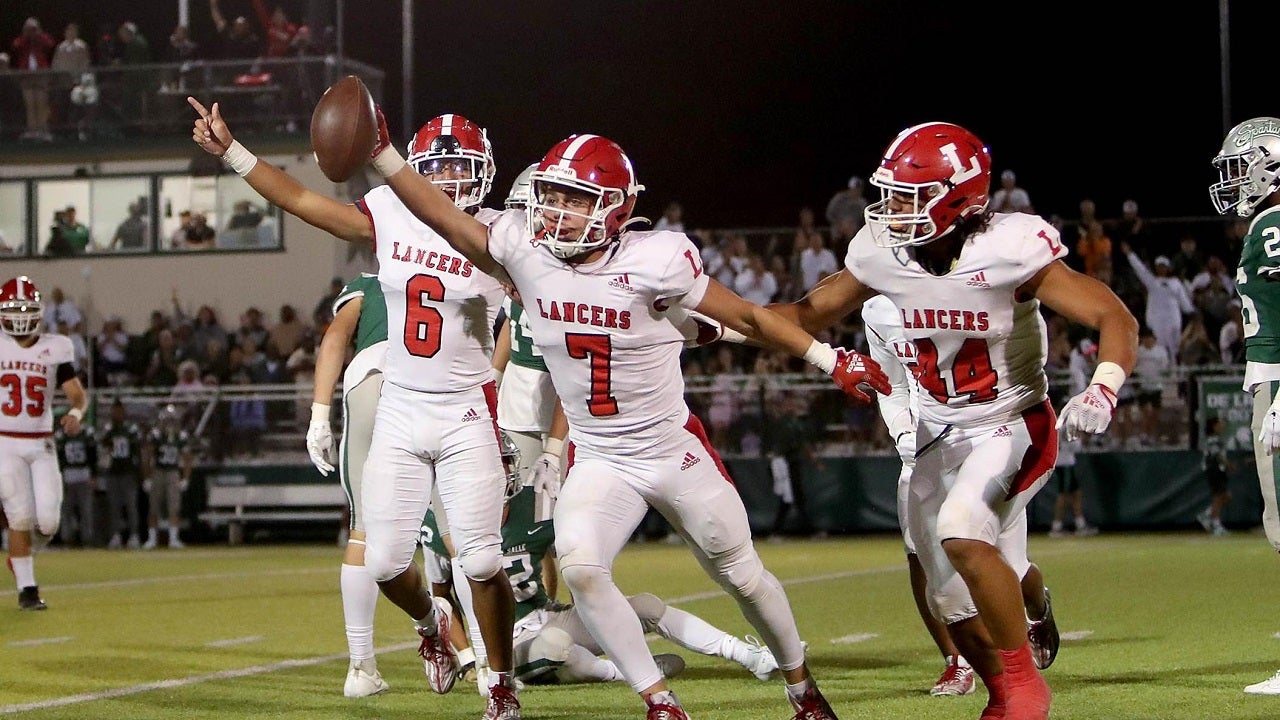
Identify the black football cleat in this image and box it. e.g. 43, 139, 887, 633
18, 586, 47, 611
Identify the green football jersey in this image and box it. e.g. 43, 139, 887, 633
333, 273, 388, 354
55, 426, 96, 474
1236, 207, 1280, 364
419, 489, 554, 621
149, 428, 191, 469
101, 421, 143, 473
505, 298, 547, 373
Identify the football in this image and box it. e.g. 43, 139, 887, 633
309, 75, 377, 183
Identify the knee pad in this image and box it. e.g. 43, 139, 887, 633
929, 571, 978, 625
626, 593, 666, 632
363, 542, 413, 583
36, 511, 60, 540
559, 562, 612, 597
528, 627, 574, 667
709, 542, 768, 598
5, 513, 33, 532
457, 545, 504, 582
936, 496, 997, 545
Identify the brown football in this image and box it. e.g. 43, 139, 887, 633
310, 75, 377, 183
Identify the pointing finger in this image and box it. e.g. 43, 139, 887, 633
187, 96, 209, 119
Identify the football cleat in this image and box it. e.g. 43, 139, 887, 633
645, 692, 689, 720
1196, 508, 1214, 533
17, 586, 47, 611
740, 635, 780, 681
654, 653, 686, 680
483, 681, 521, 720
1004, 668, 1051, 720
788, 686, 839, 720
1027, 588, 1060, 671
344, 661, 390, 698
417, 597, 460, 694
1245, 669, 1280, 695
930, 656, 976, 696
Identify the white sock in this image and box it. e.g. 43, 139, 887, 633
558, 644, 621, 683
451, 556, 487, 663
340, 563, 378, 662
647, 690, 679, 706
786, 676, 814, 699
718, 635, 757, 666
655, 606, 731, 656
10, 555, 35, 589
147, 527, 158, 543
456, 645, 476, 668
168, 526, 179, 543
1074, 515, 1087, 527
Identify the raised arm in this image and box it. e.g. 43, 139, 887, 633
209, 0, 227, 34
188, 98, 372, 243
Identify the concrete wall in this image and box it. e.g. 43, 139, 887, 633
0, 153, 379, 334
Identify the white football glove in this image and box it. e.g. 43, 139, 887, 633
306, 403, 336, 476
1056, 383, 1118, 442
894, 430, 916, 467
1258, 390, 1280, 455
531, 451, 562, 500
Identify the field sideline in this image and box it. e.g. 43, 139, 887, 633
1, 532, 1278, 719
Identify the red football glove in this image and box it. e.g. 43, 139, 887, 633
371, 104, 392, 159
831, 349, 891, 404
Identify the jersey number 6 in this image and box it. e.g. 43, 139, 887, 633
404, 274, 446, 358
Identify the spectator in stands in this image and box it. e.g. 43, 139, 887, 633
798, 230, 839, 294
107, 200, 150, 251
764, 393, 823, 540
96, 316, 131, 385
187, 305, 228, 366
1220, 299, 1245, 365
769, 255, 795, 304
165, 25, 201, 93
1132, 327, 1171, 445
145, 328, 183, 387
12, 17, 55, 142
654, 201, 685, 233
219, 200, 266, 248
1044, 314, 1072, 372
252, 0, 299, 58
42, 286, 83, 333
989, 169, 1034, 214
312, 276, 344, 328
170, 359, 208, 425
51, 22, 91, 134
267, 303, 307, 358
115, 22, 152, 124
236, 308, 269, 352
210, 0, 262, 59
733, 253, 778, 306
67, 71, 99, 142
56, 321, 89, 372
141, 309, 170, 358
169, 210, 194, 248
1170, 232, 1204, 284
1075, 220, 1113, 285
182, 212, 217, 250
1197, 416, 1233, 537
57, 206, 91, 254
1122, 241, 1194, 363
705, 345, 742, 449
1178, 312, 1218, 366
825, 175, 866, 247
1113, 199, 1146, 245
1190, 255, 1237, 343
286, 329, 317, 430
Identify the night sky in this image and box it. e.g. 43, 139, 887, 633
2, 1, 1272, 231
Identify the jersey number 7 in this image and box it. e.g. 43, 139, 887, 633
565, 333, 619, 417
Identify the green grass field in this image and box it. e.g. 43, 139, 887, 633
1, 532, 1278, 719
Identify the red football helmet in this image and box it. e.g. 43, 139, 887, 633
864, 122, 992, 247
0, 276, 42, 337
406, 113, 495, 210
527, 134, 644, 259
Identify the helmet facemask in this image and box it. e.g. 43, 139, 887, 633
865, 177, 951, 248
527, 174, 629, 260
407, 132, 495, 210
1211, 146, 1280, 217
0, 300, 42, 337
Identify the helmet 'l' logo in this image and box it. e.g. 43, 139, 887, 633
939, 142, 981, 184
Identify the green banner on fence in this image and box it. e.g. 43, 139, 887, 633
1197, 375, 1254, 450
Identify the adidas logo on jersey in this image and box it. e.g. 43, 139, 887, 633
965, 271, 991, 288
680, 452, 700, 470
461, 408, 482, 422
993, 426, 1012, 438
608, 273, 637, 293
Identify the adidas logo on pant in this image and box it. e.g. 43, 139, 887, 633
461, 408, 481, 422
680, 452, 700, 470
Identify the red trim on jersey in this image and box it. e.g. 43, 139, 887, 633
482, 380, 501, 446
1006, 400, 1058, 499
683, 413, 735, 486
0, 430, 52, 439
355, 197, 376, 253
566, 441, 576, 472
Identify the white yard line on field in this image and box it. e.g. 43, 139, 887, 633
204, 636, 265, 648
830, 633, 879, 644
0, 567, 331, 597
0, 641, 418, 715
1060, 630, 1094, 641
7, 637, 73, 648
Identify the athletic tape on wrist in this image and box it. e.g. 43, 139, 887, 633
1090, 361, 1126, 395
803, 340, 838, 375
222, 140, 258, 177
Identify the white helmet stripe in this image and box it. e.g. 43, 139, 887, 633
440, 114, 455, 137
885, 122, 947, 158
557, 134, 598, 167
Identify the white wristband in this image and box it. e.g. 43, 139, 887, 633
719, 325, 748, 344
543, 436, 565, 459
371, 145, 407, 178
67, 407, 84, 421
803, 340, 838, 375
310, 402, 330, 424
1090, 361, 1126, 395
492, 368, 503, 389
222, 140, 259, 177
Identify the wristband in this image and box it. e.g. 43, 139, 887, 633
1089, 361, 1126, 395
222, 140, 259, 177
310, 402, 330, 424
371, 145, 407, 178
67, 407, 84, 421
803, 340, 838, 375
543, 436, 565, 459
492, 368, 503, 389
719, 325, 748, 344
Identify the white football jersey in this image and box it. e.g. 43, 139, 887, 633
861, 294, 918, 441
487, 210, 710, 453
0, 332, 75, 436
358, 186, 505, 393
846, 212, 1066, 426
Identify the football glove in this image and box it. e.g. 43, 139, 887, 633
1055, 383, 1118, 442
306, 403, 336, 476
830, 349, 891, 404
1258, 389, 1280, 456
531, 451, 562, 501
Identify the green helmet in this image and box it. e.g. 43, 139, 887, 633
1210, 117, 1280, 217
504, 162, 538, 211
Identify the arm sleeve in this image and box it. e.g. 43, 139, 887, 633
865, 326, 914, 441
56, 362, 76, 385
